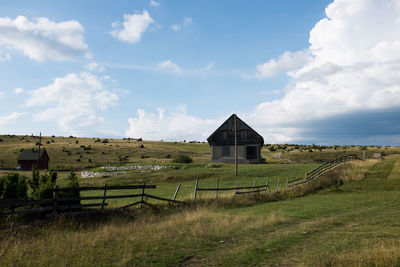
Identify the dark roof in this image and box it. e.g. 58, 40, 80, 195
18, 149, 48, 161
207, 114, 264, 145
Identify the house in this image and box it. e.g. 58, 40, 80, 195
18, 149, 49, 170
207, 114, 264, 163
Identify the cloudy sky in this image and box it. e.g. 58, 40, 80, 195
1, 0, 400, 145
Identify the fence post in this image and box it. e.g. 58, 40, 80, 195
276, 179, 280, 192
194, 179, 198, 199
173, 184, 181, 201
216, 179, 219, 199
53, 185, 58, 213
286, 177, 289, 187
265, 179, 269, 192
252, 180, 256, 192
101, 183, 107, 210
140, 182, 145, 208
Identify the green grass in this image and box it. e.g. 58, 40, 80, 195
1, 158, 400, 266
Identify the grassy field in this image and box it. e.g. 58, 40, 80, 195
1, 158, 400, 266
1, 135, 400, 266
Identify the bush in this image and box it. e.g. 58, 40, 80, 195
101, 139, 109, 143
139, 144, 145, 148
29, 168, 57, 200
1, 173, 28, 199
173, 155, 193, 163
58, 170, 81, 211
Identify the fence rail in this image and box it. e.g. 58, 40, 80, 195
0, 183, 182, 216
1, 155, 362, 216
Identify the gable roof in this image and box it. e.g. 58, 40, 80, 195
207, 114, 264, 145
18, 149, 49, 161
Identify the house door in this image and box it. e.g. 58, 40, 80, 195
246, 146, 257, 159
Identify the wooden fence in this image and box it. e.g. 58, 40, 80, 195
193, 154, 362, 199
0, 184, 183, 216
193, 179, 271, 199
1, 155, 362, 216
287, 154, 362, 187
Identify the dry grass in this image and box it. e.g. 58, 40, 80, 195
0, 207, 288, 266
332, 159, 379, 182
316, 240, 400, 267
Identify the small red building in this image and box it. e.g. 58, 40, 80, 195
18, 149, 50, 170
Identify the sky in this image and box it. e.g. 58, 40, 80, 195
0, 0, 400, 145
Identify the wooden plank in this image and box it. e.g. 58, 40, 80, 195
216, 179, 219, 199
0, 198, 53, 209
57, 194, 143, 202
0, 206, 53, 216
196, 184, 267, 191
194, 179, 198, 199
235, 188, 266, 195
117, 201, 143, 210
172, 184, 181, 201
101, 183, 107, 210
55, 184, 156, 192
143, 194, 183, 204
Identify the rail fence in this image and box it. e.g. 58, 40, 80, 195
1, 155, 361, 215
0, 184, 183, 216
193, 154, 362, 199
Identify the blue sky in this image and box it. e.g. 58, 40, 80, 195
1, 0, 400, 145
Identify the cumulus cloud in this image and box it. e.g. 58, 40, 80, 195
84, 62, 105, 72
256, 50, 311, 78
0, 112, 26, 125
170, 17, 193, 31
247, 0, 400, 143
110, 10, 154, 43
0, 51, 11, 62
0, 16, 90, 61
126, 0, 400, 144
26, 72, 119, 134
13, 87, 24, 94
205, 62, 214, 71
149, 0, 160, 7
157, 60, 182, 73
125, 107, 221, 140
170, 24, 181, 31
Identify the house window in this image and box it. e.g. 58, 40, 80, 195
222, 146, 230, 156
246, 146, 257, 159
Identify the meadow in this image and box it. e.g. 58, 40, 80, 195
0, 135, 400, 266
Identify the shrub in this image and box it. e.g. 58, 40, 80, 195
268, 146, 276, 152
173, 155, 193, 163
101, 139, 109, 143
139, 144, 145, 148
1, 173, 28, 199
75, 140, 79, 144
29, 168, 57, 200
58, 170, 81, 211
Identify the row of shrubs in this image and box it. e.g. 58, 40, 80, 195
0, 168, 80, 202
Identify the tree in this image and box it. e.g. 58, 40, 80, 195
1, 173, 27, 200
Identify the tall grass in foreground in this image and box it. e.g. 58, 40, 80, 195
316, 240, 400, 267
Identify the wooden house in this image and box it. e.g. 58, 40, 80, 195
18, 149, 49, 170
207, 114, 264, 163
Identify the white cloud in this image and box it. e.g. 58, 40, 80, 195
0, 51, 11, 62
0, 112, 26, 125
125, 107, 221, 140
0, 91, 4, 99
0, 16, 90, 61
13, 87, 24, 94
256, 50, 311, 78
171, 17, 193, 32
170, 24, 181, 31
84, 62, 105, 72
110, 10, 154, 43
247, 0, 400, 142
125, 0, 400, 144
25, 72, 119, 134
149, 0, 160, 8
157, 60, 182, 73
183, 17, 193, 26
205, 62, 214, 71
